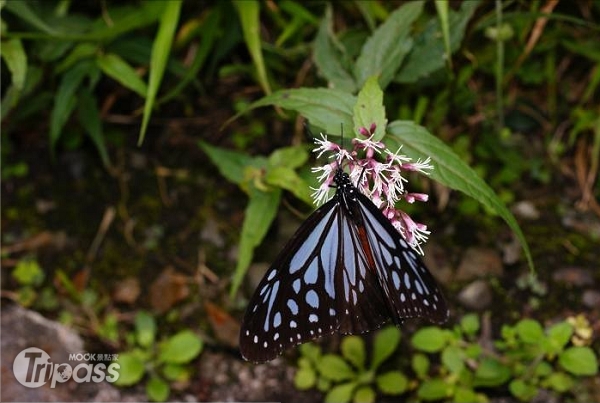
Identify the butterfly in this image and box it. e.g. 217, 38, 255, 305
239, 166, 449, 362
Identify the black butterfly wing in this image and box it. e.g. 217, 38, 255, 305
355, 192, 449, 324
240, 195, 391, 362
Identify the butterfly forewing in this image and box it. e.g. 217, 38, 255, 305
240, 169, 448, 362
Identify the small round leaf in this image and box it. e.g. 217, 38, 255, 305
376, 371, 407, 395
317, 354, 355, 381
158, 330, 203, 364
559, 346, 598, 376
324, 382, 356, 403
411, 327, 447, 353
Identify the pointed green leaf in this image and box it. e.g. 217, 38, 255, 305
77, 87, 111, 168
198, 140, 257, 185
387, 120, 535, 273
4, 1, 60, 35
264, 166, 312, 205
313, 5, 357, 93
1, 38, 27, 92
50, 61, 92, 153
354, 1, 423, 89
227, 88, 355, 136
97, 53, 147, 97
353, 76, 387, 141
233, 0, 271, 95
230, 187, 281, 296
371, 326, 401, 370
341, 336, 365, 371
139, 0, 181, 145
135, 311, 156, 348
396, 0, 480, 83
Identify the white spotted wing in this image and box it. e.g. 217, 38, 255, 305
239, 169, 448, 362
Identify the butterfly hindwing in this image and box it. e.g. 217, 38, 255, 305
356, 191, 449, 323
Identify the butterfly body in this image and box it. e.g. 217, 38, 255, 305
240, 168, 448, 362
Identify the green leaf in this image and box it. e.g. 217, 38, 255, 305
353, 385, 375, 403
299, 343, 322, 363
353, 76, 387, 141
317, 354, 355, 382
441, 345, 464, 374
417, 378, 449, 401
159, 7, 221, 105
371, 326, 401, 370
473, 357, 511, 387
77, 87, 111, 168
268, 146, 309, 169
387, 120, 535, 273
546, 321, 574, 352
233, 0, 271, 95
411, 327, 447, 353
158, 330, 203, 364
543, 372, 574, 393
376, 371, 407, 395
515, 319, 544, 344
460, 313, 480, 336
50, 61, 92, 154
228, 88, 355, 137
230, 187, 281, 296
162, 363, 188, 381
325, 382, 356, 403
146, 376, 170, 402
313, 5, 357, 93
135, 311, 156, 348
454, 387, 483, 403
198, 141, 256, 185
354, 1, 423, 89
294, 366, 317, 390
396, 0, 479, 83
341, 336, 365, 371
412, 353, 430, 378
113, 350, 146, 386
139, 0, 182, 145
4, 1, 60, 35
1, 38, 27, 92
508, 379, 538, 402
84, 2, 165, 41
56, 43, 98, 73
12, 258, 44, 286
559, 346, 598, 376
264, 166, 313, 205
96, 53, 147, 97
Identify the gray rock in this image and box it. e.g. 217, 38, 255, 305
1, 303, 120, 402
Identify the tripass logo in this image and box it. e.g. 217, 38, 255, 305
13, 347, 120, 388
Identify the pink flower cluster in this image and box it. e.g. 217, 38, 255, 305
311, 123, 433, 254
